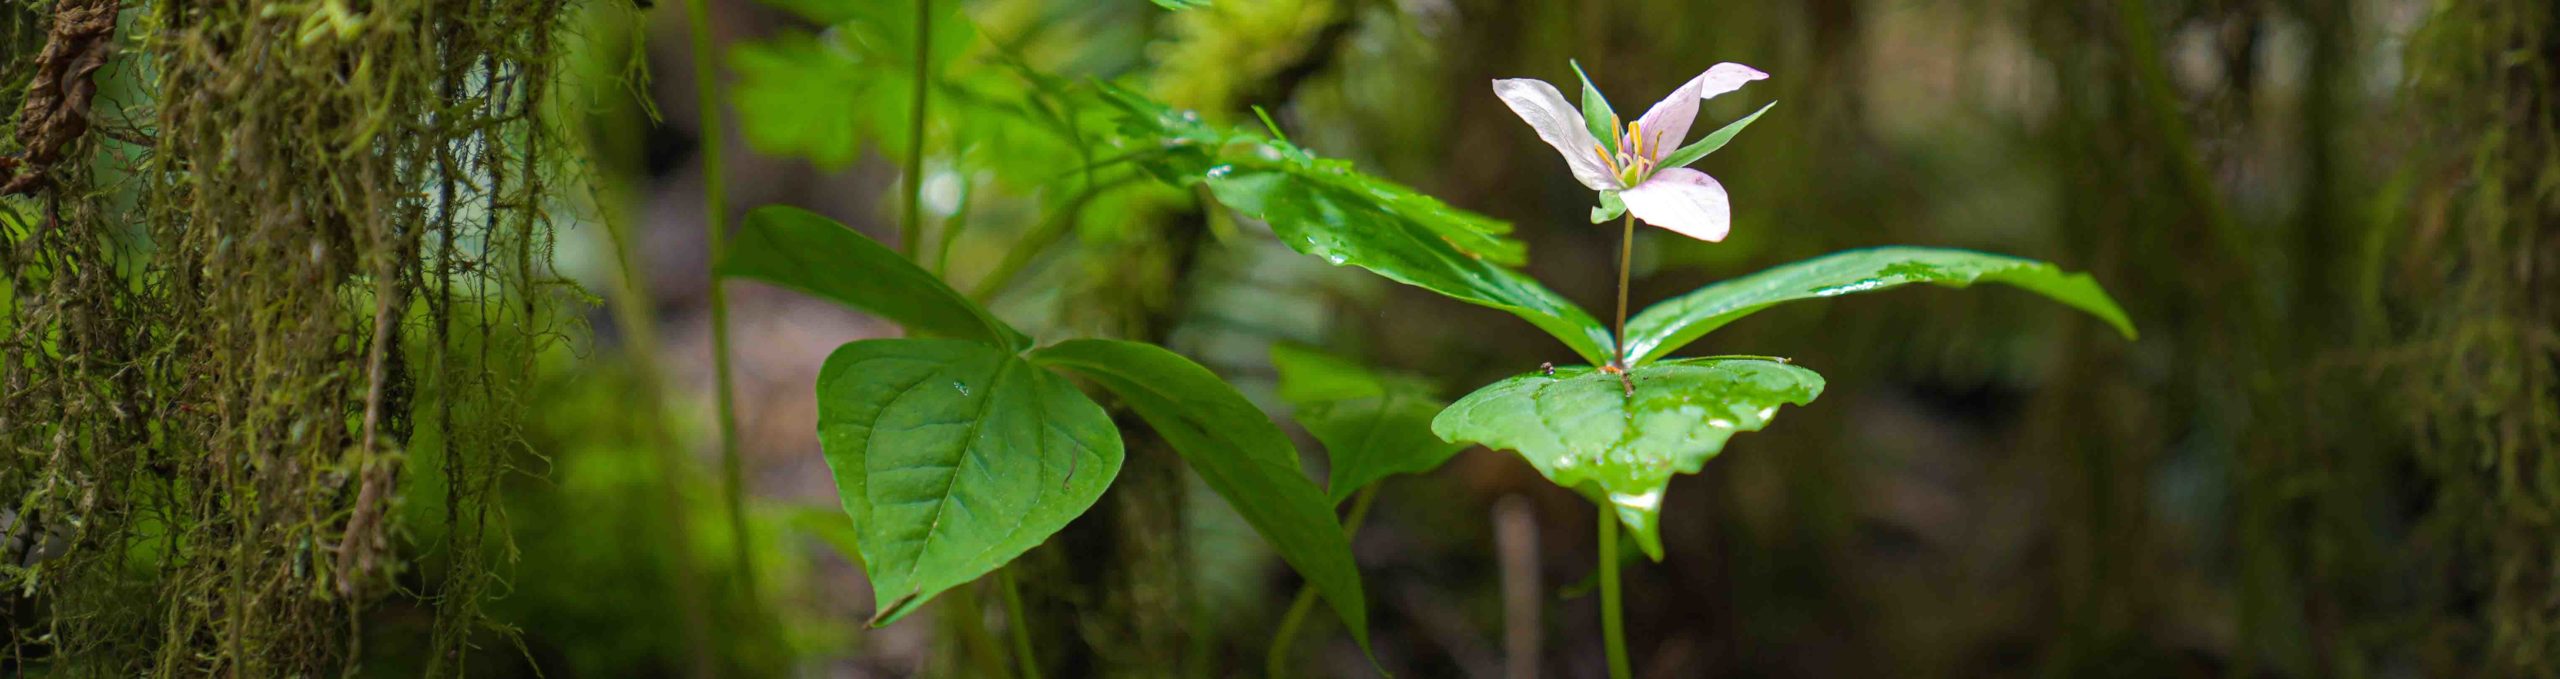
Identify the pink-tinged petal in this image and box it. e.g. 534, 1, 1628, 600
1632, 63, 1771, 163
1693, 62, 1769, 101
1619, 168, 1731, 242
1632, 77, 1706, 164
1493, 78, 1621, 191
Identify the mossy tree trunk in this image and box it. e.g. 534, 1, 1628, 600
2, 0, 579, 675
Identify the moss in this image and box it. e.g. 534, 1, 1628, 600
2396, 1, 2560, 671
3, 0, 580, 675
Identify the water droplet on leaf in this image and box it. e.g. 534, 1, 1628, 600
1810, 279, 1891, 297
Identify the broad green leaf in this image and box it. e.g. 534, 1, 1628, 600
719, 206, 1029, 350
751, 0, 972, 66
1097, 84, 1529, 267
1432, 358, 1825, 559
1097, 85, 1615, 365
1029, 339, 1369, 645
1571, 60, 1618, 155
1270, 345, 1469, 505
1652, 101, 1774, 171
1204, 168, 1616, 366
729, 33, 885, 169
1621, 247, 2138, 365
816, 339, 1123, 625
731, 0, 973, 167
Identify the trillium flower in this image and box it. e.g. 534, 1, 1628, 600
1494, 62, 1771, 242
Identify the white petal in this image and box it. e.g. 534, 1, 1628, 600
1492, 78, 1621, 191
1693, 62, 1769, 101
1631, 63, 1770, 164
1619, 168, 1731, 242
1632, 77, 1705, 164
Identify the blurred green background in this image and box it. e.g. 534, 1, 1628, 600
7, 0, 2556, 676
496, 0, 2551, 675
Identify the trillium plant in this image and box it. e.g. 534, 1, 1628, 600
1494, 61, 1773, 396
725, 18, 2132, 672
1108, 57, 2131, 674
1430, 61, 2137, 677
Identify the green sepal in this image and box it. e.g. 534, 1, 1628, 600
1653, 101, 1775, 172
1571, 60, 1618, 156
1590, 191, 1626, 224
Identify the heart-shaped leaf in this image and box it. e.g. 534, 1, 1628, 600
1432, 358, 1824, 559
1030, 339, 1370, 646
720, 206, 1029, 350
816, 339, 1123, 625
1271, 345, 1470, 504
1621, 247, 2136, 365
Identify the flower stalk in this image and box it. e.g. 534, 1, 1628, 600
1599, 507, 1631, 679
1610, 212, 1636, 395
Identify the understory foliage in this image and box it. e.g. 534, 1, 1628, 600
2, 0, 580, 675
0, 0, 2550, 676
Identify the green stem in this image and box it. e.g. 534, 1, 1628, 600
1613, 213, 1635, 367
1599, 508, 1631, 679
968, 180, 1125, 302
1266, 582, 1320, 678
998, 567, 1043, 679
595, 122, 716, 678
934, 177, 972, 275
1266, 485, 1382, 677
900, 0, 932, 258
678, 0, 756, 602
945, 582, 1009, 678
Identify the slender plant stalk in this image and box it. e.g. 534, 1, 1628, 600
1599, 509, 1631, 679
934, 178, 972, 275
901, 0, 932, 258
1610, 213, 1638, 394
1613, 213, 1636, 366
601, 174, 716, 678
677, 0, 757, 601
1604, 215, 1639, 678
999, 567, 1044, 679
945, 583, 1010, 677
968, 181, 1128, 301
1266, 485, 1383, 677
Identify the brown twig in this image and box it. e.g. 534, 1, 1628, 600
3, 0, 122, 196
